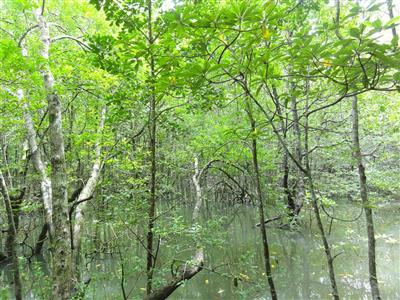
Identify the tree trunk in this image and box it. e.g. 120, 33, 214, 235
0, 134, 14, 190
0, 169, 22, 300
351, 96, 381, 300
73, 106, 107, 252
303, 91, 339, 300
306, 176, 339, 300
192, 157, 203, 221
5, 197, 21, 258
146, 0, 157, 294
34, 222, 49, 255
21, 96, 53, 225
244, 78, 339, 299
289, 81, 305, 217
245, 97, 278, 300
272, 86, 295, 214
35, 8, 73, 299
143, 156, 206, 300
14, 37, 53, 232
46, 83, 72, 300
386, 0, 398, 38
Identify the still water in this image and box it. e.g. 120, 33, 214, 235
84, 202, 400, 300
1, 202, 399, 299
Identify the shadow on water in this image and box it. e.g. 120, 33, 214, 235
83, 202, 399, 300
2, 202, 399, 299
169, 202, 400, 300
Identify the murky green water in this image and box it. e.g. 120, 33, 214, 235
82, 202, 399, 300
169, 203, 400, 300
1, 202, 399, 299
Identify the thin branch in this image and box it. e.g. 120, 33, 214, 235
40, 0, 46, 16
51, 35, 91, 50
18, 25, 39, 47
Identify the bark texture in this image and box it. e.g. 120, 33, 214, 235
352, 96, 381, 300
288, 72, 305, 217
386, 0, 398, 38
245, 98, 277, 300
244, 77, 339, 300
22, 99, 53, 225
192, 157, 203, 221
272, 86, 295, 213
303, 80, 339, 300
35, 8, 73, 299
0, 169, 22, 300
73, 106, 107, 251
146, 0, 157, 294
143, 157, 205, 300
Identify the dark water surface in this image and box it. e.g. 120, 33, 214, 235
84, 203, 399, 300
1, 202, 399, 299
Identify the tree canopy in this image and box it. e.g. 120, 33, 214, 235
0, 0, 399, 299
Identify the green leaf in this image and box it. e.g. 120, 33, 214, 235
367, 3, 381, 12
385, 16, 400, 27
371, 19, 382, 29
349, 28, 360, 38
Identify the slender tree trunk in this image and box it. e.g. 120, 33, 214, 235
34, 222, 49, 255
0, 134, 13, 190
21, 96, 53, 225
351, 96, 381, 300
15, 31, 54, 256
307, 176, 339, 300
192, 157, 203, 221
73, 106, 107, 252
245, 77, 339, 299
289, 83, 305, 216
146, 0, 157, 294
281, 145, 294, 211
304, 90, 339, 300
2, 86, 53, 258
5, 198, 21, 258
386, 0, 398, 38
245, 98, 277, 300
143, 157, 206, 300
272, 86, 295, 214
35, 8, 73, 299
0, 169, 22, 300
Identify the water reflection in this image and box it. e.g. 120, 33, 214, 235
2, 202, 399, 299
169, 203, 399, 300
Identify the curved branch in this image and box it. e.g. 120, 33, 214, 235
51, 35, 91, 50
18, 25, 39, 47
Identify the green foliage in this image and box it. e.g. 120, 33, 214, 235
0, 0, 399, 299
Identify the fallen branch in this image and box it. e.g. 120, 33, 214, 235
143, 249, 204, 300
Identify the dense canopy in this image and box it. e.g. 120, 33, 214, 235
0, 0, 399, 299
